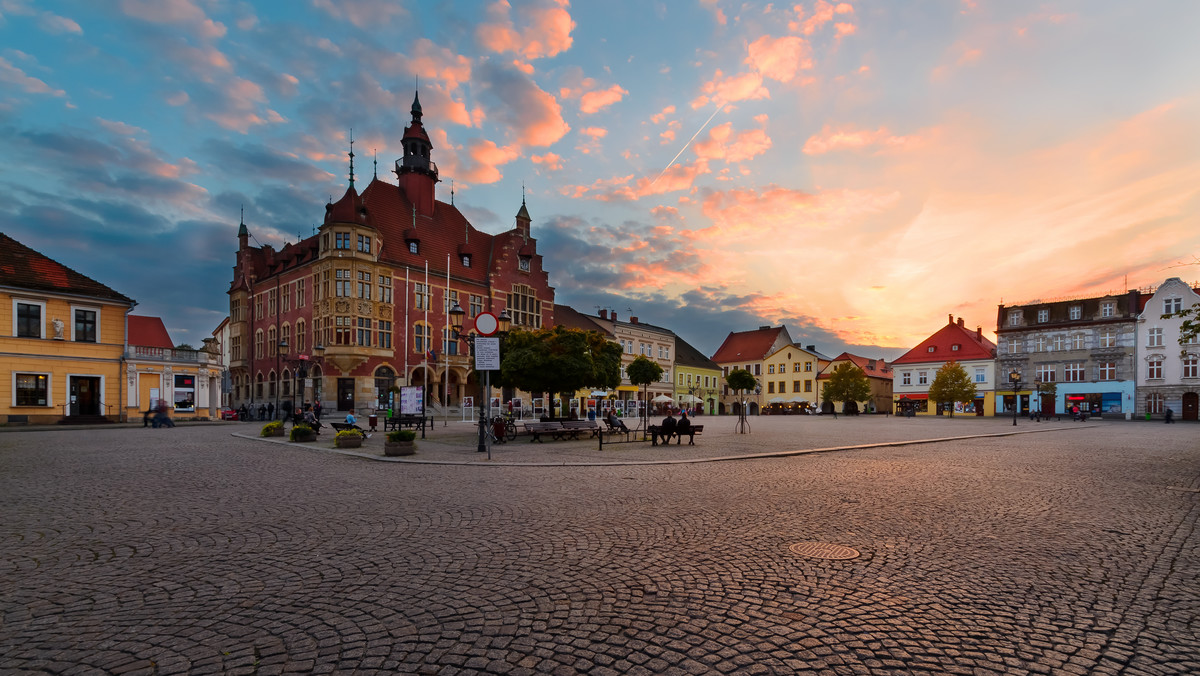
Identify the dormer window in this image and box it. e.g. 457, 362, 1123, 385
951, 344, 960, 351
408, 241, 419, 255
461, 255, 471, 268
1007, 310, 1021, 326
927, 346, 936, 352
1037, 309, 1049, 323
518, 256, 530, 272
1069, 305, 1082, 320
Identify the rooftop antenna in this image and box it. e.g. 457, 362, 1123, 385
347, 128, 355, 188
450, 178, 455, 206
373, 148, 377, 180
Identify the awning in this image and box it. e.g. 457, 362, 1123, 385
617, 385, 639, 392
768, 396, 785, 403
590, 390, 609, 397
678, 394, 701, 403
896, 393, 928, 400
651, 394, 673, 403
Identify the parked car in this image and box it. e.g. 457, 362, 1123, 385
220, 408, 239, 421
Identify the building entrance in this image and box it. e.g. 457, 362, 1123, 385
337, 378, 355, 412
69, 376, 101, 416
1184, 392, 1198, 421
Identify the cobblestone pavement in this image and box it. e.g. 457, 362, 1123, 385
1, 419, 1197, 675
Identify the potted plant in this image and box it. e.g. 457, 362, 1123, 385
385, 429, 416, 456
261, 421, 285, 437
335, 428, 364, 448
289, 423, 316, 442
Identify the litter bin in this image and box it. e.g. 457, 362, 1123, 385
368, 414, 378, 431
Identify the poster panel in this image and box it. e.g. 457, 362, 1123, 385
400, 386, 424, 415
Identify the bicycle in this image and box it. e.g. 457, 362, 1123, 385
492, 415, 517, 442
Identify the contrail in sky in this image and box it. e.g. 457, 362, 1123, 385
649, 101, 726, 187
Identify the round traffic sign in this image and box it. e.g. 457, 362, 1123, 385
474, 312, 499, 336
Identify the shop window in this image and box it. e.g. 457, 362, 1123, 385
15, 373, 49, 406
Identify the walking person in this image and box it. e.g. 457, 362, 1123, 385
314, 400, 323, 421
267, 401, 275, 421
1165, 407, 1175, 424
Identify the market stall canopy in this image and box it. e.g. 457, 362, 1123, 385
651, 394, 674, 403
768, 396, 785, 403
678, 394, 701, 403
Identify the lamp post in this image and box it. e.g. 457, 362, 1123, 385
449, 303, 511, 458
1009, 368, 1022, 427
278, 340, 324, 421
276, 338, 286, 419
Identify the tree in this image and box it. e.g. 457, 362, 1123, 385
927, 360, 977, 418
822, 363, 871, 413
497, 326, 622, 418
175, 343, 195, 351
726, 368, 757, 427
627, 355, 664, 429
1165, 301, 1200, 356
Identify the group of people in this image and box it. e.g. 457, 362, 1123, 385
238, 400, 321, 423
652, 411, 692, 445
142, 399, 175, 428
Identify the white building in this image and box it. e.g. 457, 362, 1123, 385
1136, 277, 1200, 420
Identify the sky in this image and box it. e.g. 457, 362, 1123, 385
2, 0, 1199, 361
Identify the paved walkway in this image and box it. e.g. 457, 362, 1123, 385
1, 417, 1197, 674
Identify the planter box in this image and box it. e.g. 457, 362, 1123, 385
336, 437, 363, 449
384, 441, 414, 456
290, 432, 317, 443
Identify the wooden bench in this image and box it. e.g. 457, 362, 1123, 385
647, 424, 704, 445
329, 422, 366, 435
384, 415, 429, 432
560, 420, 600, 439
523, 421, 562, 442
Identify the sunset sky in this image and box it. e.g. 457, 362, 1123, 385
2, 0, 1198, 359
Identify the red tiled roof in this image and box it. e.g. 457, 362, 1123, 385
554, 304, 611, 336
128, 315, 173, 349
711, 326, 787, 363
0, 232, 135, 304
892, 316, 996, 364
818, 352, 893, 380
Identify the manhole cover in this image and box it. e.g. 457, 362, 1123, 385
789, 542, 860, 560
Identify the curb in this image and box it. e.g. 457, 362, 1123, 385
230, 424, 1097, 468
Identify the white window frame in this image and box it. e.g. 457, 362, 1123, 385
1100, 330, 1116, 348
1035, 365, 1056, 383
1007, 310, 1021, 326
1183, 358, 1198, 379
902, 372, 911, 386
1069, 306, 1081, 320
918, 371, 928, 386
70, 304, 102, 344
974, 368, 985, 384
13, 298, 46, 338
1037, 309, 1049, 323
1101, 302, 1115, 318
1147, 328, 1163, 348
1164, 298, 1182, 314
12, 371, 53, 407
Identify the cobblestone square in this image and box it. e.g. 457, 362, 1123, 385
1, 418, 1197, 674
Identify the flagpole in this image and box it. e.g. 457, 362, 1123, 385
424, 260, 429, 416
444, 253, 451, 427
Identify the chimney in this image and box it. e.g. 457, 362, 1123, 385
598, 309, 607, 320
948, 313, 954, 325
976, 326, 983, 341
630, 316, 638, 324
957, 317, 965, 328
611, 312, 618, 322
806, 345, 816, 351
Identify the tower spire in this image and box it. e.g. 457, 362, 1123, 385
347, 129, 355, 188
373, 148, 377, 179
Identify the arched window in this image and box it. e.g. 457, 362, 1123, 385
255, 330, 264, 359
268, 370, 277, 398
296, 320, 306, 353
255, 372, 264, 398
268, 326, 277, 357
280, 323, 291, 354
282, 368, 292, 396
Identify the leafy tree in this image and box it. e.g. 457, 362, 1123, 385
1164, 301, 1200, 356
627, 355, 664, 428
927, 360, 977, 418
175, 343, 196, 351
822, 363, 871, 411
497, 326, 622, 418
726, 368, 756, 409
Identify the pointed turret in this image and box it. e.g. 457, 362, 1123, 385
395, 89, 439, 216
515, 196, 531, 240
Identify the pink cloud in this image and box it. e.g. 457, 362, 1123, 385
477, 0, 575, 60
311, 0, 407, 29
579, 126, 607, 139
38, 13, 82, 34
395, 38, 473, 91
650, 105, 676, 124
0, 56, 66, 97
835, 22, 856, 37
579, 84, 627, 114
835, 3, 854, 13
205, 77, 286, 133
693, 122, 773, 163
802, 124, 923, 155
691, 69, 769, 109
794, 0, 835, 35
456, 138, 521, 184
119, 0, 226, 39
531, 152, 562, 171
745, 35, 812, 82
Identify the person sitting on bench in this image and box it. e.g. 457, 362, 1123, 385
302, 404, 323, 433
675, 411, 691, 444
606, 410, 629, 433
655, 412, 677, 444
345, 411, 370, 438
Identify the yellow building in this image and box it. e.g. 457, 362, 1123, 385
672, 335, 721, 416
1, 233, 136, 424
761, 344, 824, 413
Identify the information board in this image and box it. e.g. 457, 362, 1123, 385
474, 336, 501, 370
400, 385, 424, 415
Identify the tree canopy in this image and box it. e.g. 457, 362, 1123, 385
822, 362, 871, 406
1165, 301, 1200, 355
497, 326, 622, 416
626, 355, 665, 426
726, 369, 757, 394
927, 360, 977, 418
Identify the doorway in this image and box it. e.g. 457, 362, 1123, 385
69, 376, 101, 416
337, 378, 355, 411
1184, 392, 1198, 421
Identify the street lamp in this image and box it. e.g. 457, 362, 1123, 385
1009, 368, 1022, 427
276, 338, 287, 419
449, 303, 511, 457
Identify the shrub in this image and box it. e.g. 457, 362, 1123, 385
289, 424, 315, 441
387, 429, 416, 442
335, 429, 364, 440
261, 421, 284, 437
